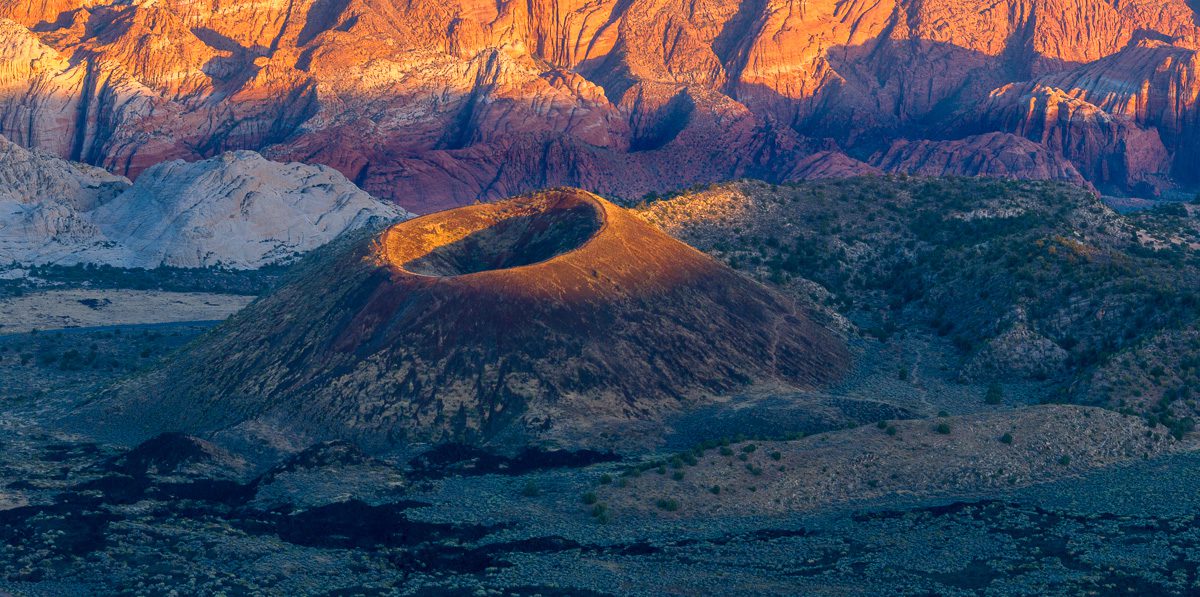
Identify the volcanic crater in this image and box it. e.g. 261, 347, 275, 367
84, 189, 849, 452
388, 193, 604, 277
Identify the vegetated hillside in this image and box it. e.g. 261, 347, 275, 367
81, 189, 847, 452
4, 0, 1200, 211
634, 177, 1200, 433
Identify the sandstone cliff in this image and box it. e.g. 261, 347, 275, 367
1, 0, 1199, 211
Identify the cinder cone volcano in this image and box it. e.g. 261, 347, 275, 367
85, 189, 848, 450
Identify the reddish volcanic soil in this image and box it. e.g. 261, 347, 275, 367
83, 189, 848, 450
3, 0, 1200, 211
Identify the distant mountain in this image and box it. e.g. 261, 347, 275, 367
2, 0, 1199, 211
0, 137, 409, 268
81, 189, 848, 451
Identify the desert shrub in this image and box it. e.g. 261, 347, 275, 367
655, 498, 681, 512
934, 423, 952, 435
1000, 433, 1013, 444
985, 383, 1004, 405
520, 481, 541, 497
581, 492, 598, 505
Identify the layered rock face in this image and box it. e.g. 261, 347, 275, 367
0, 137, 408, 268
82, 189, 849, 450
1, 0, 1199, 211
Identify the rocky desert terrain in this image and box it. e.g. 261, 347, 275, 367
0, 176, 1197, 594
4, 0, 1198, 591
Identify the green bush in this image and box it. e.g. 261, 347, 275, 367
581, 492, 598, 505
934, 423, 952, 435
985, 383, 1004, 405
999, 433, 1013, 444
520, 481, 541, 497
655, 498, 681, 512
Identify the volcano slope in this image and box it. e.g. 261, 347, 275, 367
82, 189, 847, 451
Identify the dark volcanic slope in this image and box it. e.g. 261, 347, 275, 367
82, 189, 847, 451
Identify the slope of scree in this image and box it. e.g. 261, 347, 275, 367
78, 189, 848, 452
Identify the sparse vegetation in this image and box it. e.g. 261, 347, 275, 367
636, 177, 1200, 427
520, 480, 541, 497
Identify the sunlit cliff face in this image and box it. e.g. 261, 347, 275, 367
8, 0, 1200, 208
381, 191, 604, 277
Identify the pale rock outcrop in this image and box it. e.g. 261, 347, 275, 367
93, 151, 410, 268
0, 135, 132, 265
0, 138, 408, 268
